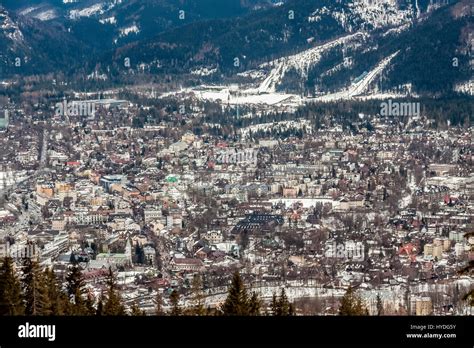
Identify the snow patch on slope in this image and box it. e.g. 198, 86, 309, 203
349, 0, 414, 29
19, 7, 39, 16
311, 0, 414, 32
315, 51, 400, 101
100, 16, 116, 24
0, 10, 24, 45
119, 24, 140, 37
191, 67, 217, 76
70, 3, 105, 19
381, 23, 411, 37
34, 10, 57, 21
256, 32, 367, 93
454, 80, 474, 96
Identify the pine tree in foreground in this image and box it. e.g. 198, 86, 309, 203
459, 231, 474, 307
221, 271, 249, 315
44, 268, 70, 315
271, 292, 278, 315
21, 258, 50, 315
96, 295, 104, 316
84, 292, 97, 315
102, 268, 125, 315
189, 274, 206, 316
0, 257, 25, 315
339, 286, 367, 316
169, 289, 182, 316
460, 260, 474, 306
66, 265, 89, 315
155, 292, 164, 315
130, 302, 146, 316
248, 292, 261, 316
272, 288, 294, 316
376, 293, 384, 316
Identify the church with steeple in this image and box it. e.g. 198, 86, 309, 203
94, 237, 133, 269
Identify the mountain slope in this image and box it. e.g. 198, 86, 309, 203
0, 6, 93, 75
100, 0, 469, 95
301, 0, 473, 96
1, 0, 471, 98
3, 0, 281, 48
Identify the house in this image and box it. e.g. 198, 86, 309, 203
205, 230, 223, 244
170, 257, 204, 272
144, 207, 162, 224
143, 245, 156, 265
283, 187, 298, 198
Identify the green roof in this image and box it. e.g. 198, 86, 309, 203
166, 176, 178, 183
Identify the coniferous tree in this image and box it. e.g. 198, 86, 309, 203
102, 268, 125, 315
271, 292, 278, 315
222, 271, 249, 315
189, 274, 206, 316
21, 258, 50, 315
169, 290, 182, 316
278, 288, 291, 316
206, 305, 215, 316
66, 265, 88, 315
44, 268, 69, 315
376, 294, 383, 316
248, 292, 261, 316
0, 257, 25, 315
84, 292, 97, 315
459, 232, 474, 307
130, 302, 145, 316
272, 288, 293, 316
289, 302, 295, 316
463, 289, 474, 306
339, 286, 367, 316
96, 295, 104, 316
155, 292, 164, 315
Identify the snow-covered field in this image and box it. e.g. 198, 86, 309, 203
161, 84, 302, 107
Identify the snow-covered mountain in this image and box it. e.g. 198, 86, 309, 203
3, 0, 281, 46
0, 7, 25, 46
0, 0, 471, 97
255, 32, 368, 93
0, 5, 91, 74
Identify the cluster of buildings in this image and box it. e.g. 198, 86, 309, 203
0, 96, 472, 315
